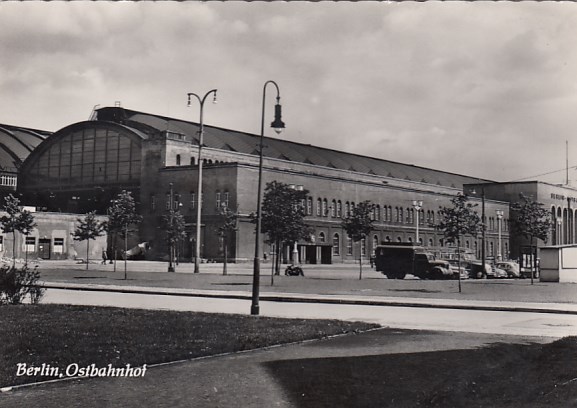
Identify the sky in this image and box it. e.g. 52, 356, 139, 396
1, 1, 577, 185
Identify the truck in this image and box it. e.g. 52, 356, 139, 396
374, 243, 453, 280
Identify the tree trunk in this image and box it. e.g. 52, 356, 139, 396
358, 241, 363, 280
223, 234, 228, 276
86, 238, 90, 270
124, 226, 128, 280
12, 231, 16, 268
530, 236, 534, 285
275, 239, 281, 275
457, 237, 462, 293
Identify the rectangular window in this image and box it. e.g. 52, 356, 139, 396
174, 193, 181, 210
346, 236, 353, 255
25, 237, 36, 252
332, 234, 340, 256
54, 238, 64, 254
223, 192, 229, 209
216, 192, 221, 209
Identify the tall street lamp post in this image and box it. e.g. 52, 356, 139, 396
471, 186, 486, 275
168, 182, 175, 272
496, 210, 504, 261
187, 89, 218, 274
252, 80, 285, 316
412, 200, 423, 244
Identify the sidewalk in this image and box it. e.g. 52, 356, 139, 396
36, 259, 577, 316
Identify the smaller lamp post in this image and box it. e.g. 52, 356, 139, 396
496, 210, 504, 261
412, 200, 423, 244
187, 89, 218, 274
168, 182, 175, 272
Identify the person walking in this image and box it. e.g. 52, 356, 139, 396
101, 249, 108, 265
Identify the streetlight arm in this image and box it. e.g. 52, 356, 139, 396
186, 89, 218, 274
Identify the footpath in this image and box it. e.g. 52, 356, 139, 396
35, 259, 577, 316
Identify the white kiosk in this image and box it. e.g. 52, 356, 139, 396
540, 245, 577, 283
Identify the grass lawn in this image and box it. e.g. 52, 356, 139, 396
0, 304, 378, 388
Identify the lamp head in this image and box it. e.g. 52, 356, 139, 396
212, 90, 218, 104
271, 103, 285, 134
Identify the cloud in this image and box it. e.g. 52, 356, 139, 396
1, 2, 577, 184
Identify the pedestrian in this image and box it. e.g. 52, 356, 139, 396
101, 249, 108, 265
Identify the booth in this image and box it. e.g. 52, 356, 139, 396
540, 245, 577, 283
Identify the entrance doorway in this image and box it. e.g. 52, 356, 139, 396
38, 238, 51, 260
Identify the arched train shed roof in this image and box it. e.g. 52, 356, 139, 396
95, 106, 492, 189
0, 124, 51, 172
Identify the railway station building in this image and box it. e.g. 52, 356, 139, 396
15, 106, 519, 264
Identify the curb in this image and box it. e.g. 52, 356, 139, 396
39, 282, 577, 316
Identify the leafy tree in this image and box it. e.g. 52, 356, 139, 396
0, 194, 37, 267
217, 204, 238, 276
162, 208, 187, 273
510, 193, 552, 285
341, 200, 375, 280
107, 190, 142, 279
437, 194, 481, 292
260, 181, 312, 277
72, 211, 106, 270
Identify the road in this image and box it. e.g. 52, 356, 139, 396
43, 288, 577, 338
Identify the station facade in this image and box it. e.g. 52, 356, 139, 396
19, 105, 573, 265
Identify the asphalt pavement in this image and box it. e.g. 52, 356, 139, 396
35, 259, 577, 315
0, 328, 550, 408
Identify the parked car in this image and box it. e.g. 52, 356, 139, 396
447, 260, 469, 280
492, 265, 508, 279
468, 261, 493, 279
495, 261, 520, 278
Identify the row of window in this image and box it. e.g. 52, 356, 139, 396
150, 191, 230, 212
0, 175, 16, 187
307, 198, 509, 231
0, 237, 65, 253
174, 155, 227, 167
328, 233, 509, 258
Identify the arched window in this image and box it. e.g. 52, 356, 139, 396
385, 236, 391, 242
361, 238, 367, 256
337, 201, 342, 218
322, 199, 328, 217
428, 238, 433, 247
319, 232, 326, 243
176, 154, 181, 166
397, 236, 402, 242
190, 157, 195, 166
345, 202, 350, 218
399, 208, 404, 224
317, 198, 322, 216
372, 235, 379, 252
331, 200, 337, 217
307, 197, 313, 215
332, 233, 340, 256
346, 235, 353, 255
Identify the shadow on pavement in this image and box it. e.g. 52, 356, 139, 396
263, 341, 551, 408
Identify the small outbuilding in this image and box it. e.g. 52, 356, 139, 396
539, 245, 577, 283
